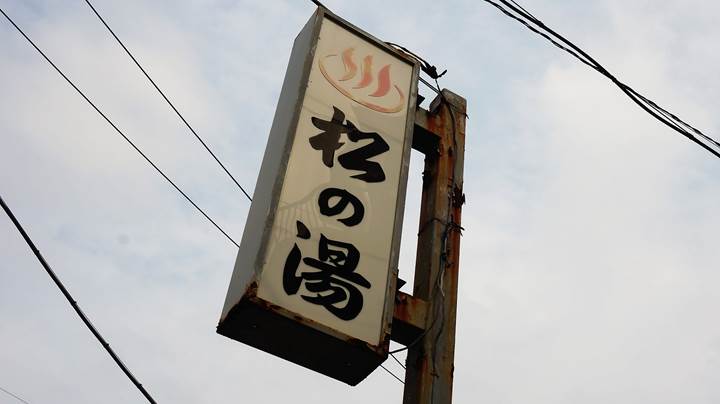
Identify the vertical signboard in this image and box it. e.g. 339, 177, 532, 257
218, 8, 418, 385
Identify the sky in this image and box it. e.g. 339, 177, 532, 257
1, 0, 719, 403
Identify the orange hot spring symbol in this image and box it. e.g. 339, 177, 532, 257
319, 47, 405, 114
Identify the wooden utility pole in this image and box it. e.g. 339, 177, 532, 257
392, 89, 467, 404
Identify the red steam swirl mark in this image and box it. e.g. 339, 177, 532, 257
319, 48, 405, 114
353, 55, 373, 89
369, 65, 391, 97
339, 48, 357, 81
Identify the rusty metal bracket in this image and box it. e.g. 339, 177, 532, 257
391, 292, 429, 346
412, 107, 441, 157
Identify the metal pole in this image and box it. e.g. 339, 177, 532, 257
396, 89, 467, 404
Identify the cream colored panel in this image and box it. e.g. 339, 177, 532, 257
257, 19, 413, 345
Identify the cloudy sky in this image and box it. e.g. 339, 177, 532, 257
1, 0, 719, 403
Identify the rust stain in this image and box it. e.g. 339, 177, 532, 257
246, 281, 259, 298
394, 293, 419, 323
393, 292, 428, 336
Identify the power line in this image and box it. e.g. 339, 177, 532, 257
0, 386, 30, 404
481, 0, 720, 160
309, 0, 330, 11
390, 352, 406, 370
379, 364, 404, 385
0, 195, 157, 404
83, 0, 252, 202
508, 0, 538, 22
0, 7, 239, 249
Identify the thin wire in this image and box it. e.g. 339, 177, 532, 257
419, 76, 441, 95
386, 42, 434, 70
0, 386, 30, 404
389, 326, 431, 354
83, 0, 252, 202
0, 7, 239, 249
0, 195, 157, 404
390, 352, 406, 370
481, 0, 720, 159
386, 41, 447, 81
508, 0, 539, 22
309, 0, 330, 12
379, 364, 405, 385
629, 89, 720, 149
481, 0, 597, 71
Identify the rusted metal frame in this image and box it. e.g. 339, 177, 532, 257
390, 105, 444, 342
412, 108, 441, 156
399, 90, 466, 404
391, 106, 439, 346
430, 90, 465, 404
392, 291, 428, 346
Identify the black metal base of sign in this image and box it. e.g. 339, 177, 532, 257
218, 293, 387, 386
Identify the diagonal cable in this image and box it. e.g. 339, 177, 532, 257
390, 352, 406, 370
309, 0, 330, 11
0, 386, 31, 404
482, 0, 720, 159
83, 0, 252, 202
0, 7, 238, 248
379, 364, 405, 385
0, 195, 157, 404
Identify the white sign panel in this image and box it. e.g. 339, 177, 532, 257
219, 10, 418, 384
256, 18, 414, 345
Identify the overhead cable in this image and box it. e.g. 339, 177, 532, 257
0, 195, 157, 404
0, 7, 239, 248
390, 352, 406, 370
0, 386, 31, 404
309, 0, 330, 11
482, 0, 720, 159
379, 364, 405, 385
83, 0, 252, 202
